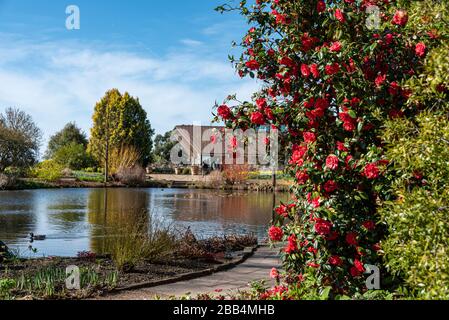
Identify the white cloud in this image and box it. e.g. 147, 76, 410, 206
180, 38, 204, 47
0, 34, 259, 153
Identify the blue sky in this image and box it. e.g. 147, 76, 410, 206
0, 0, 258, 150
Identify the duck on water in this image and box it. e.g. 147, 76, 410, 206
29, 233, 46, 242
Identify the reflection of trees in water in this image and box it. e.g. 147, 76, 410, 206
46, 200, 86, 232
168, 191, 291, 226
87, 189, 149, 254
0, 191, 36, 241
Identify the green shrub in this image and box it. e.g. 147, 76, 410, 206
381, 113, 449, 299
0, 279, 16, 300
53, 142, 95, 170
32, 160, 64, 182
379, 0, 449, 299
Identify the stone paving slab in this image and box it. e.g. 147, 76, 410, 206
99, 246, 281, 300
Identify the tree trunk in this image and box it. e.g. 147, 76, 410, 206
104, 140, 109, 183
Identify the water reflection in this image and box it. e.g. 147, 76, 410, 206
0, 190, 37, 240
0, 188, 289, 257
87, 189, 150, 254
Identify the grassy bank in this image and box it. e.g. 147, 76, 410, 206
1, 172, 293, 192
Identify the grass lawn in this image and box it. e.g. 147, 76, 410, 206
73, 171, 104, 183
248, 171, 291, 181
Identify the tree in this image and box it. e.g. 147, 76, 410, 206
45, 122, 88, 159
53, 142, 95, 170
0, 108, 42, 172
216, 0, 431, 297
152, 131, 176, 165
88, 89, 154, 182
380, 0, 449, 299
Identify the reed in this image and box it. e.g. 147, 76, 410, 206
103, 211, 177, 272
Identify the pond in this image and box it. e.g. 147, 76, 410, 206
0, 188, 290, 257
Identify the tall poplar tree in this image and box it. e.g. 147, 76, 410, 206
88, 89, 154, 182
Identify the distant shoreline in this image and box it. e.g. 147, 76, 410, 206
1, 176, 291, 193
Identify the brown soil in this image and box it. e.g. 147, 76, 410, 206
0, 255, 228, 300
0, 235, 257, 300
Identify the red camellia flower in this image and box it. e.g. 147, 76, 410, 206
329, 256, 343, 267
269, 226, 284, 242
339, 109, 357, 132
346, 232, 358, 246
364, 163, 380, 180
325, 63, 340, 75
315, 218, 333, 236
335, 9, 346, 23
310, 64, 320, 78
389, 81, 401, 96
256, 98, 267, 110
324, 180, 338, 193
279, 56, 295, 68
350, 266, 362, 277
301, 64, 311, 77
330, 41, 342, 52
303, 132, 317, 144
264, 107, 274, 120
354, 259, 366, 273
415, 42, 427, 58
251, 111, 265, 125
311, 196, 321, 208
246, 59, 260, 70
315, 98, 329, 111
272, 10, 288, 25
343, 120, 356, 132
285, 235, 298, 254
363, 220, 376, 231
316, 0, 326, 13
301, 33, 319, 52
375, 74, 387, 87
270, 268, 280, 279
290, 145, 308, 164
217, 104, 232, 120
337, 141, 349, 152
296, 170, 309, 185
308, 246, 318, 254
392, 10, 408, 27
275, 204, 289, 218
326, 155, 339, 171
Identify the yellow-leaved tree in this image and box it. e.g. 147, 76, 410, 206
88, 89, 154, 182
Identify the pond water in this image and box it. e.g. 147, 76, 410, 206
0, 188, 290, 257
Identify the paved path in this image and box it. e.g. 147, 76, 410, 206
99, 246, 281, 300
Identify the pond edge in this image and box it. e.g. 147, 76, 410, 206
107, 245, 261, 295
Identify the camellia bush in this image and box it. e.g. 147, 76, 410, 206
214, 0, 439, 297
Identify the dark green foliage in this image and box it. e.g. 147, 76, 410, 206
45, 122, 88, 159
53, 142, 96, 170
152, 131, 176, 165
380, 0, 449, 299
0, 108, 42, 172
